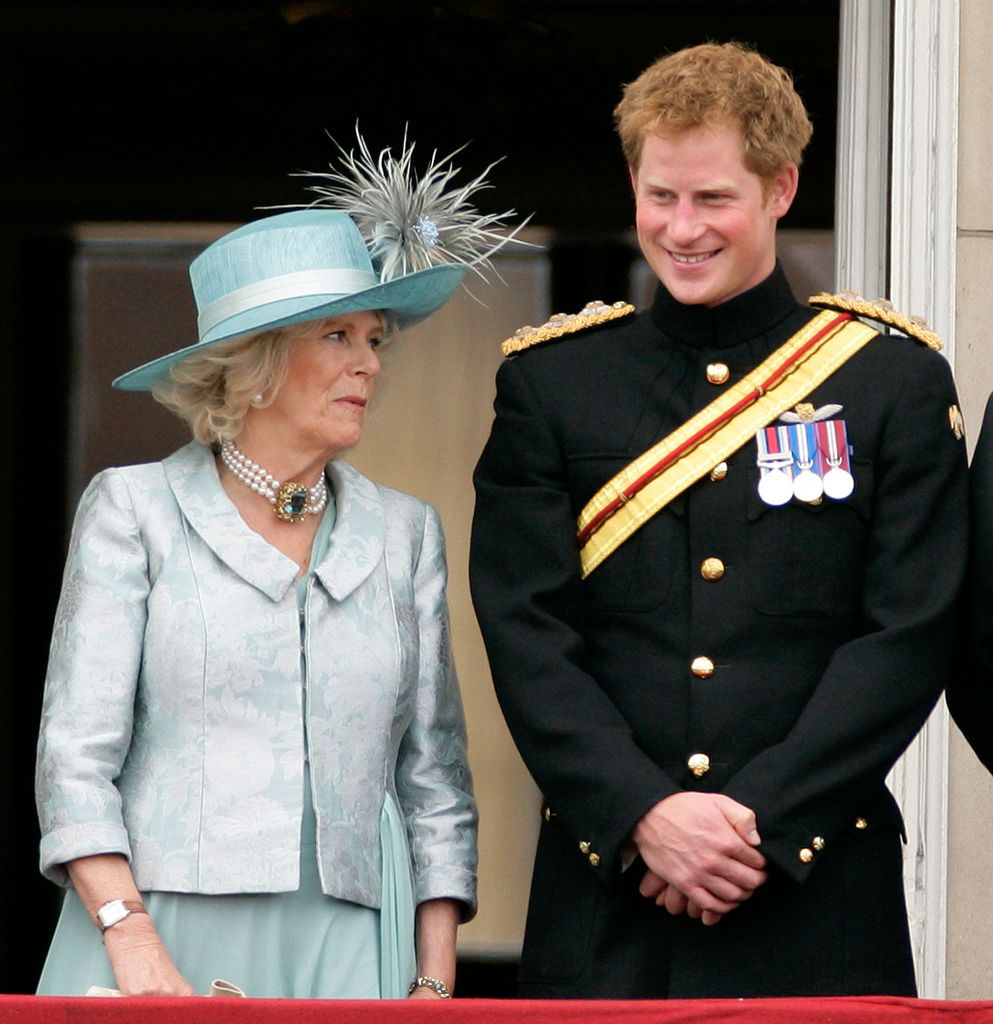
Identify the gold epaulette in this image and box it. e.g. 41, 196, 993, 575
501, 300, 636, 357
808, 290, 942, 351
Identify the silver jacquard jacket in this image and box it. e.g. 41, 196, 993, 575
36, 441, 478, 915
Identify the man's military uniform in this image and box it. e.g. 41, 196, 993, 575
468, 266, 968, 998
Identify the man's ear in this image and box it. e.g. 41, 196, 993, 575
767, 163, 799, 219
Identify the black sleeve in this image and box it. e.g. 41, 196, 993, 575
947, 391, 993, 773
469, 358, 676, 875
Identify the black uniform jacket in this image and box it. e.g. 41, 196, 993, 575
469, 267, 968, 998
948, 391, 993, 771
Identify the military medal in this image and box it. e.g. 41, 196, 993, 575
759, 468, 793, 506
756, 426, 795, 506
816, 419, 855, 499
789, 422, 824, 503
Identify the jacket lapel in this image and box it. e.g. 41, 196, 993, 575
163, 442, 300, 601
315, 460, 386, 601
163, 443, 387, 603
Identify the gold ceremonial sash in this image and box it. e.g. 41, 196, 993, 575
577, 310, 878, 577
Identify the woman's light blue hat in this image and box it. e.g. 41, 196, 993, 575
112, 209, 467, 391
113, 129, 526, 392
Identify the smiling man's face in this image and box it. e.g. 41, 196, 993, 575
631, 123, 797, 308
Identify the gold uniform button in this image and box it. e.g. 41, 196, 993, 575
588, 852, 601, 867
799, 848, 814, 864
700, 557, 725, 581
710, 461, 728, 481
543, 806, 555, 822
691, 656, 715, 678
687, 753, 711, 777
706, 362, 730, 385
855, 817, 868, 830
812, 836, 826, 851
578, 840, 591, 854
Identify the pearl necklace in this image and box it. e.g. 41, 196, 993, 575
220, 439, 328, 524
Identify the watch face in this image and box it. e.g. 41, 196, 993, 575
97, 900, 129, 929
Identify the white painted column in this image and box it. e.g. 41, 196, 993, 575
887, 0, 959, 1000
835, 0, 891, 297
836, 0, 960, 999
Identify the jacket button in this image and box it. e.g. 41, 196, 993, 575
588, 852, 601, 867
855, 817, 868, 830
578, 840, 591, 854
812, 836, 826, 851
706, 362, 730, 385
799, 848, 814, 864
691, 656, 715, 678
700, 557, 725, 581
543, 805, 555, 822
687, 753, 711, 777
710, 461, 728, 481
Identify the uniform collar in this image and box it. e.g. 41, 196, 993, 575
649, 262, 800, 350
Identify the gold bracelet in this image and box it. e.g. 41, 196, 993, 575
409, 976, 452, 998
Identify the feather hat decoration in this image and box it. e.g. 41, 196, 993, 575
112, 127, 530, 392
293, 125, 531, 285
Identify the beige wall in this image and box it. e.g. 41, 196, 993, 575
347, 242, 551, 957
946, 0, 993, 1000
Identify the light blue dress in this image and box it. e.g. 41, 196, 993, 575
37, 496, 417, 998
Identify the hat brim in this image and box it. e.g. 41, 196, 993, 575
112, 263, 468, 391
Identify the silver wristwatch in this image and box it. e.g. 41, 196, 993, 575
95, 898, 148, 933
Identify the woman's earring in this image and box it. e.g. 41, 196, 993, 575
251, 393, 265, 407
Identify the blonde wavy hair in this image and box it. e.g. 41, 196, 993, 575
151, 311, 392, 444
151, 327, 296, 444
614, 41, 813, 185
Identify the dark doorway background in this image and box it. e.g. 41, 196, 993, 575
0, 0, 839, 993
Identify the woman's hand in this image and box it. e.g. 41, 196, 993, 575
66, 853, 194, 997
103, 914, 195, 996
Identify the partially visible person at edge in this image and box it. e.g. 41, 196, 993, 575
948, 392, 993, 774
34, 132, 522, 999
468, 41, 968, 999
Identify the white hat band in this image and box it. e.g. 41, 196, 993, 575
197, 268, 380, 338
